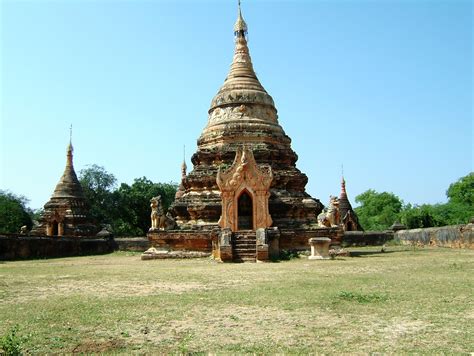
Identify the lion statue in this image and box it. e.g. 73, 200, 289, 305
317, 195, 340, 228
150, 196, 177, 231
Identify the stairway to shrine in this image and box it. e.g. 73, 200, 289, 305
232, 231, 257, 262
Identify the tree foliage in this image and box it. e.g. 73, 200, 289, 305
0, 190, 33, 233
399, 204, 442, 229
79, 164, 117, 225
356, 173, 474, 230
399, 173, 474, 228
78, 165, 177, 236
446, 172, 474, 206
113, 178, 177, 236
354, 190, 403, 231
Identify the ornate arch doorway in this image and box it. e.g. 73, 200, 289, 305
238, 190, 253, 230
217, 147, 273, 232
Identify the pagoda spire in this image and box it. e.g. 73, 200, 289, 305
339, 172, 351, 221
341, 176, 347, 196
341, 164, 347, 196
206, 0, 272, 115
67, 124, 74, 167
175, 145, 188, 199
234, 0, 248, 38
51, 130, 84, 199
181, 145, 187, 179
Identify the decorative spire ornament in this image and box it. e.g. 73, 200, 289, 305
341, 164, 346, 195
181, 145, 187, 178
67, 124, 74, 166
234, 0, 248, 38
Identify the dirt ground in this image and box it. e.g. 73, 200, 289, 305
0, 247, 473, 354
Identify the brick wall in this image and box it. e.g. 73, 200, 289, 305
396, 223, 473, 249
343, 231, 394, 247
279, 227, 342, 250
148, 230, 215, 252
0, 234, 116, 260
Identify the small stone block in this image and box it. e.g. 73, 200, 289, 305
308, 237, 331, 260
257, 244, 269, 262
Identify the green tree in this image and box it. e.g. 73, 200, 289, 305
0, 190, 33, 233
446, 172, 474, 206
114, 178, 177, 236
354, 189, 403, 231
79, 164, 117, 225
442, 173, 474, 224
79, 165, 178, 236
398, 173, 473, 228
399, 203, 440, 229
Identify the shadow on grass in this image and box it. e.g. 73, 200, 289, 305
349, 250, 402, 257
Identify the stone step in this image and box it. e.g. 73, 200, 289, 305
234, 246, 255, 250
232, 231, 256, 262
233, 251, 256, 256
234, 244, 256, 248
234, 242, 256, 247
233, 247, 256, 252
234, 251, 256, 255
234, 256, 256, 260
234, 254, 256, 260
234, 241, 256, 245
233, 257, 256, 263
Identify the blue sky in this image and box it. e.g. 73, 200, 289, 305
1, 0, 472, 210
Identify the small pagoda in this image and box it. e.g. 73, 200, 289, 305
148, 3, 342, 261
32, 138, 96, 237
339, 177, 363, 231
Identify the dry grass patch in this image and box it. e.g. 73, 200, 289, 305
0, 247, 473, 354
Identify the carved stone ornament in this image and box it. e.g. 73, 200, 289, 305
216, 146, 273, 231
317, 195, 340, 228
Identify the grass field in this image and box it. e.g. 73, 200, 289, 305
1, 246, 473, 354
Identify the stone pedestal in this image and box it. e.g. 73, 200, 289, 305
267, 227, 280, 260
256, 228, 268, 262
218, 228, 233, 262
256, 245, 268, 262
308, 237, 331, 260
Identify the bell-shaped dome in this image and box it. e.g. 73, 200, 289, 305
51, 143, 85, 199
198, 4, 287, 149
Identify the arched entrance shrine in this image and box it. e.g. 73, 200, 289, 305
217, 147, 273, 232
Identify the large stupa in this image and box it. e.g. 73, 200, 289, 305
149, 3, 340, 262
171, 4, 323, 229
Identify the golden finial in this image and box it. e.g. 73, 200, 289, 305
67, 124, 74, 154
181, 145, 187, 174
341, 164, 347, 194
66, 124, 74, 166
234, 0, 248, 36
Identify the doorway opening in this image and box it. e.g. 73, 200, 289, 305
237, 191, 253, 230
52, 221, 59, 236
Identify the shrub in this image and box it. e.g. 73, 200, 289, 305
0, 325, 25, 356
337, 291, 388, 303
278, 249, 300, 260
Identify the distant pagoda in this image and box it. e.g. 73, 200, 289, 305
339, 176, 363, 231
170, 3, 323, 231
32, 138, 96, 237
